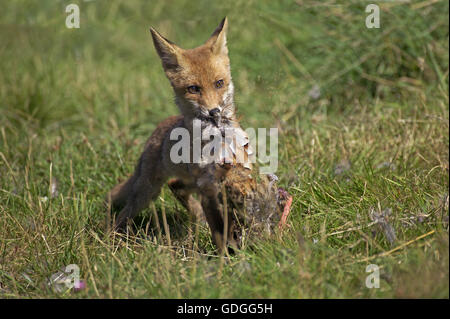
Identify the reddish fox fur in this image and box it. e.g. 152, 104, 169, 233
108, 18, 241, 251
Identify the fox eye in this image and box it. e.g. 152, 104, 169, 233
215, 79, 224, 89
187, 85, 201, 94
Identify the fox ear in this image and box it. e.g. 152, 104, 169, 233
150, 28, 181, 70
206, 17, 228, 56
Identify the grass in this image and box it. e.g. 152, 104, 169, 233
0, 0, 448, 298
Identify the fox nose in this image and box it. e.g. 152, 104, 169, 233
209, 108, 221, 117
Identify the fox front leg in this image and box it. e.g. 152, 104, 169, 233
168, 178, 205, 222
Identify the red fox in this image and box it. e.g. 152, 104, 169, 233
108, 18, 247, 251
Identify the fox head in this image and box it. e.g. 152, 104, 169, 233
150, 17, 235, 125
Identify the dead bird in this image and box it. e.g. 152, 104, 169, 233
218, 164, 292, 248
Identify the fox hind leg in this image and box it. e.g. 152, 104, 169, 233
108, 175, 136, 211
114, 173, 165, 231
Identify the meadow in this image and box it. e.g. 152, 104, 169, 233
0, 0, 448, 298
